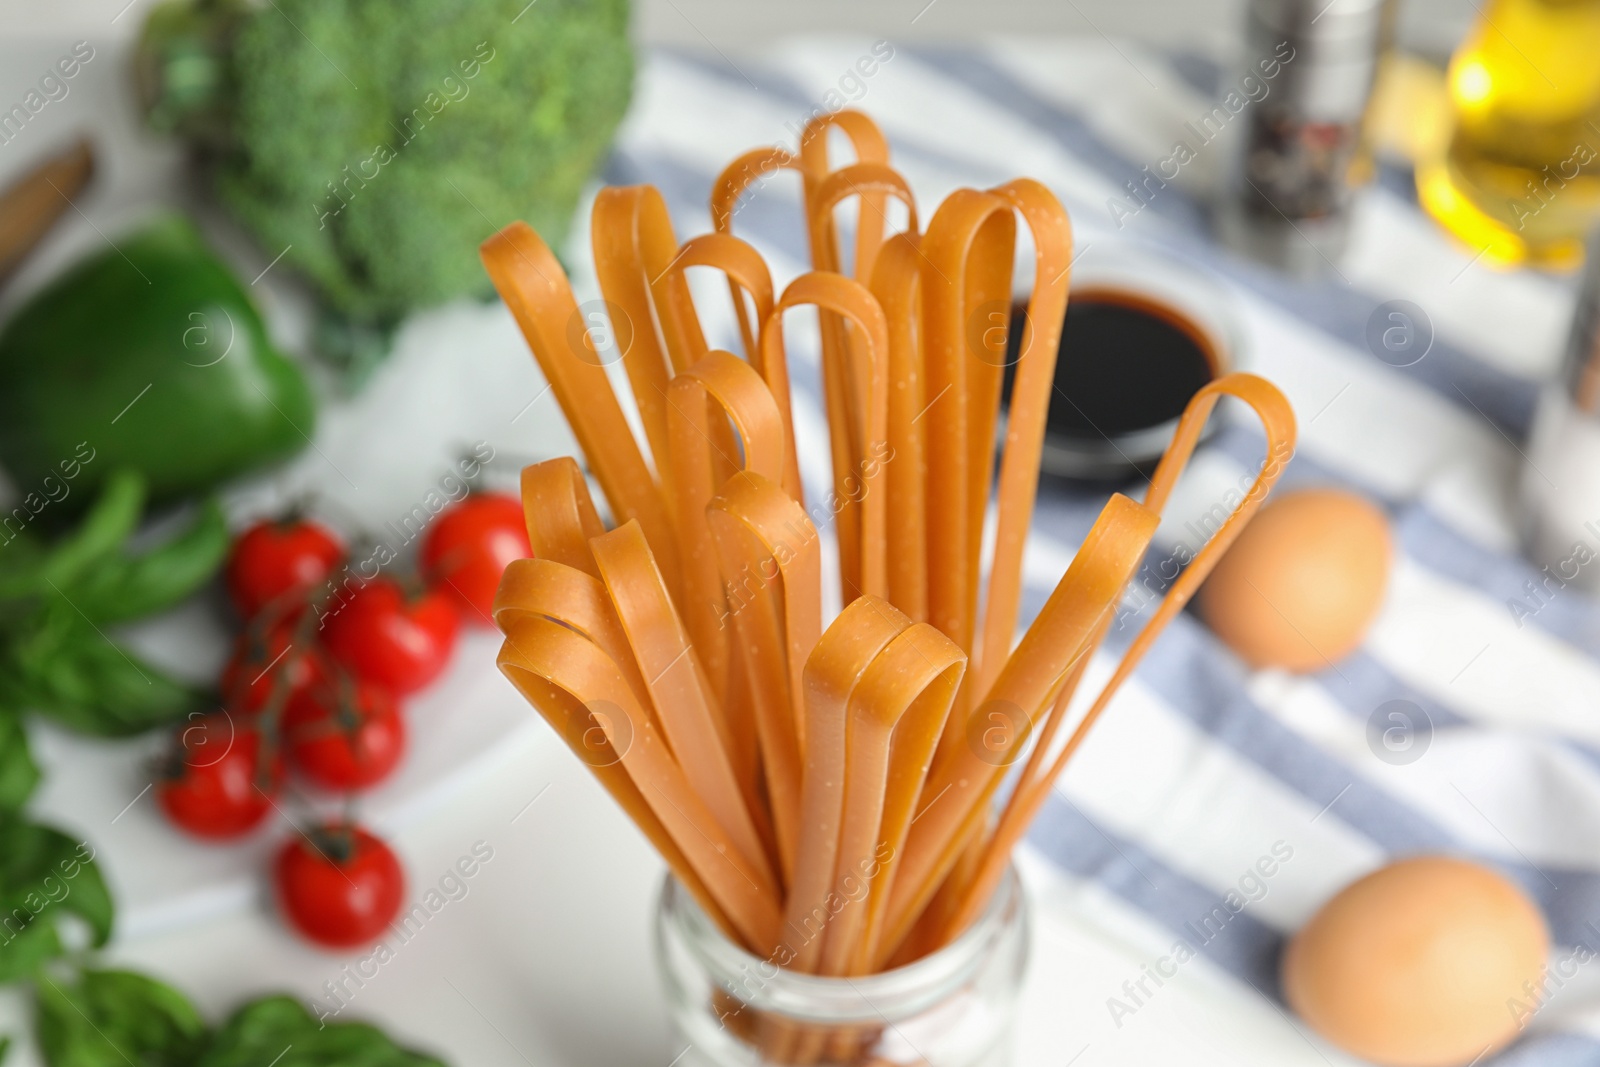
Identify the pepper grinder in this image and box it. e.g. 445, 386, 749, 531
1216, 0, 1394, 276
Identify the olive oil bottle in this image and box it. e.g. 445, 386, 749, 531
1417, 0, 1600, 268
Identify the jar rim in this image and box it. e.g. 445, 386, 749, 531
656, 865, 1026, 1023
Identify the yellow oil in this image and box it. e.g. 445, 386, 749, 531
1418, 0, 1600, 269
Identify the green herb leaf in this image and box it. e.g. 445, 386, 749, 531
0, 714, 39, 812
0, 920, 63, 986
0, 814, 111, 981
36, 968, 207, 1067
197, 996, 446, 1067
0, 532, 45, 606
69, 499, 229, 624
13, 607, 205, 737
31, 471, 146, 595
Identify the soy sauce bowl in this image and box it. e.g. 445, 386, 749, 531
1000, 242, 1247, 483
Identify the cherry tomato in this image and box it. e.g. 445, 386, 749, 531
220, 611, 329, 716
226, 518, 344, 620
319, 579, 459, 695
156, 713, 284, 840
275, 823, 404, 949
284, 680, 406, 791
420, 493, 531, 623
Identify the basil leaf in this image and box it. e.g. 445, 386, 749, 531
0, 813, 112, 982
0, 920, 63, 986
198, 996, 447, 1067
0, 532, 45, 607
70, 500, 229, 624
33, 471, 146, 595
0, 714, 39, 811
15, 612, 203, 737
36, 969, 207, 1067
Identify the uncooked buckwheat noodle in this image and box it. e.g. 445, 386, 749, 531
481, 108, 1297, 1064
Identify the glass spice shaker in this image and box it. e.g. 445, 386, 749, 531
654, 867, 1030, 1067
1520, 223, 1600, 595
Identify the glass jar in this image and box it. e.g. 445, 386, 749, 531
654, 867, 1029, 1067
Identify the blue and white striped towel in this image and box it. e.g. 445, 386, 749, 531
574, 37, 1595, 1066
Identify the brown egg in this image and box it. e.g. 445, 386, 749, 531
1199, 487, 1391, 672
1283, 856, 1549, 1067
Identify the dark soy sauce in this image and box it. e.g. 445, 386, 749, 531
1001, 288, 1217, 439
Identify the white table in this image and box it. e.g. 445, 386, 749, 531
3, 22, 1591, 1067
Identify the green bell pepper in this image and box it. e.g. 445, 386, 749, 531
0, 213, 314, 509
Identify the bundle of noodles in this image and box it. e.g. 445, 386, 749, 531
482, 110, 1296, 1059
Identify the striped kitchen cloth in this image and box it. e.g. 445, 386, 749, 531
572, 36, 1594, 1065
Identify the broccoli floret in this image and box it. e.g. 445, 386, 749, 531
139, 0, 632, 370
